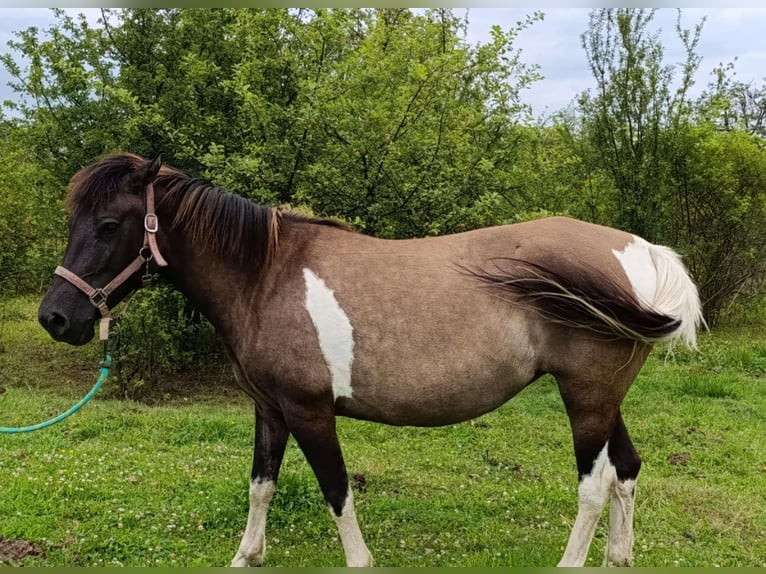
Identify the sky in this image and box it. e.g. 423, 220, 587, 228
1, 8, 766, 119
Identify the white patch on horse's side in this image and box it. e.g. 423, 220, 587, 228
558, 443, 616, 567
612, 236, 657, 308
303, 268, 355, 400
231, 479, 276, 567
604, 478, 637, 566
612, 235, 703, 348
330, 487, 373, 567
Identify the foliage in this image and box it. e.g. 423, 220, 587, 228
699, 60, 766, 138
276, 9, 542, 237
573, 9, 704, 241
568, 8, 766, 324
108, 281, 223, 398
2, 8, 543, 237
0, 122, 65, 294
668, 125, 766, 323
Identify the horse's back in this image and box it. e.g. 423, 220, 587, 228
460, 216, 636, 280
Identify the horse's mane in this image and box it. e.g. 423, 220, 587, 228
67, 153, 348, 268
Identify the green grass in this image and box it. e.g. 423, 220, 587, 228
1, 295, 765, 566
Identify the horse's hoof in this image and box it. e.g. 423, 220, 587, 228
231, 552, 263, 567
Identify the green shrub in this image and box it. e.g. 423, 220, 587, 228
109, 281, 224, 398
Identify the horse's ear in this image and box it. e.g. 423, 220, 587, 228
135, 154, 162, 187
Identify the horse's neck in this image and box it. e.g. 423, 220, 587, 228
159, 230, 258, 343
157, 219, 310, 347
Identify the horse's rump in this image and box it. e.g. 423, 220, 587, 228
463, 218, 701, 348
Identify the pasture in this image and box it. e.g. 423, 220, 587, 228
1, 295, 765, 567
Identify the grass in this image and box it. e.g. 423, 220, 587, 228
1, 295, 765, 566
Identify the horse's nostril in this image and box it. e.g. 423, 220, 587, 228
47, 312, 70, 336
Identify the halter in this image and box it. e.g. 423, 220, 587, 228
53, 183, 168, 341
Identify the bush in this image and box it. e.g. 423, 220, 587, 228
109, 281, 224, 398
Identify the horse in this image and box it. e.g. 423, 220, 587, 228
38, 153, 703, 567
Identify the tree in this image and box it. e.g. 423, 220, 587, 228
0, 121, 64, 292
210, 8, 544, 237
572, 8, 766, 323
576, 8, 703, 242
676, 126, 766, 322
0, 8, 546, 388
698, 60, 766, 138
2, 8, 543, 238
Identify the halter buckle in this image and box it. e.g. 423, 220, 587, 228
144, 213, 159, 233
89, 288, 108, 309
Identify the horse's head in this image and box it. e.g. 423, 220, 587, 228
39, 154, 163, 345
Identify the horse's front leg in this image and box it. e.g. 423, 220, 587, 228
231, 404, 289, 567
285, 403, 372, 567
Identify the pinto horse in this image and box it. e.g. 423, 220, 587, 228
39, 154, 702, 567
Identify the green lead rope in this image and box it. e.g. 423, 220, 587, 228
0, 354, 111, 434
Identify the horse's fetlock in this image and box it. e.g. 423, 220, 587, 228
604, 549, 634, 567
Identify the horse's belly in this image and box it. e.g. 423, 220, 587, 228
335, 363, 535, 427
334, 304, 541, 426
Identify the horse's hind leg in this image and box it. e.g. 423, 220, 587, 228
554, 347, 647, 567
556, 409, 617, 567
558, 410, 642, 567
232, 404, 289, 567
284, 404, 372, 567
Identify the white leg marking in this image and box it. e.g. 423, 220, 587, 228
231, 480, 276, 567
604, 479, 637, 566
612, 236, 657, 308
331, 487, 372, 567
558, 444, 616, 567
303, 268, 355, 400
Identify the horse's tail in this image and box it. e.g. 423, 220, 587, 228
465, 241, 703, 349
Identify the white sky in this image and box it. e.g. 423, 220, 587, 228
1, 8, 766, 119
464, 8, 766, 117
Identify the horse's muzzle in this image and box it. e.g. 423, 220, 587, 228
38, 306, 95, 346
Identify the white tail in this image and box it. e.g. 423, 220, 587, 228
647, 243, 704, 348
613, 237, 704, 349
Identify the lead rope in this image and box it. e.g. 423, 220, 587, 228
0, 284, 147, 433
0, 352, 111, 434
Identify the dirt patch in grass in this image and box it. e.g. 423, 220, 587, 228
0, 536, 41, 563
352, 472, 368, 492
668, 452, 691, 466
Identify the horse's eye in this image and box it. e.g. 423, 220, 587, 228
97, 220, 119, 237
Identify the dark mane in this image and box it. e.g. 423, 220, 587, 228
67, 153, 351, 269
158, 172, 278, 268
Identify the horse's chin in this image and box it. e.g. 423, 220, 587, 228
73, 327, 96, 346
